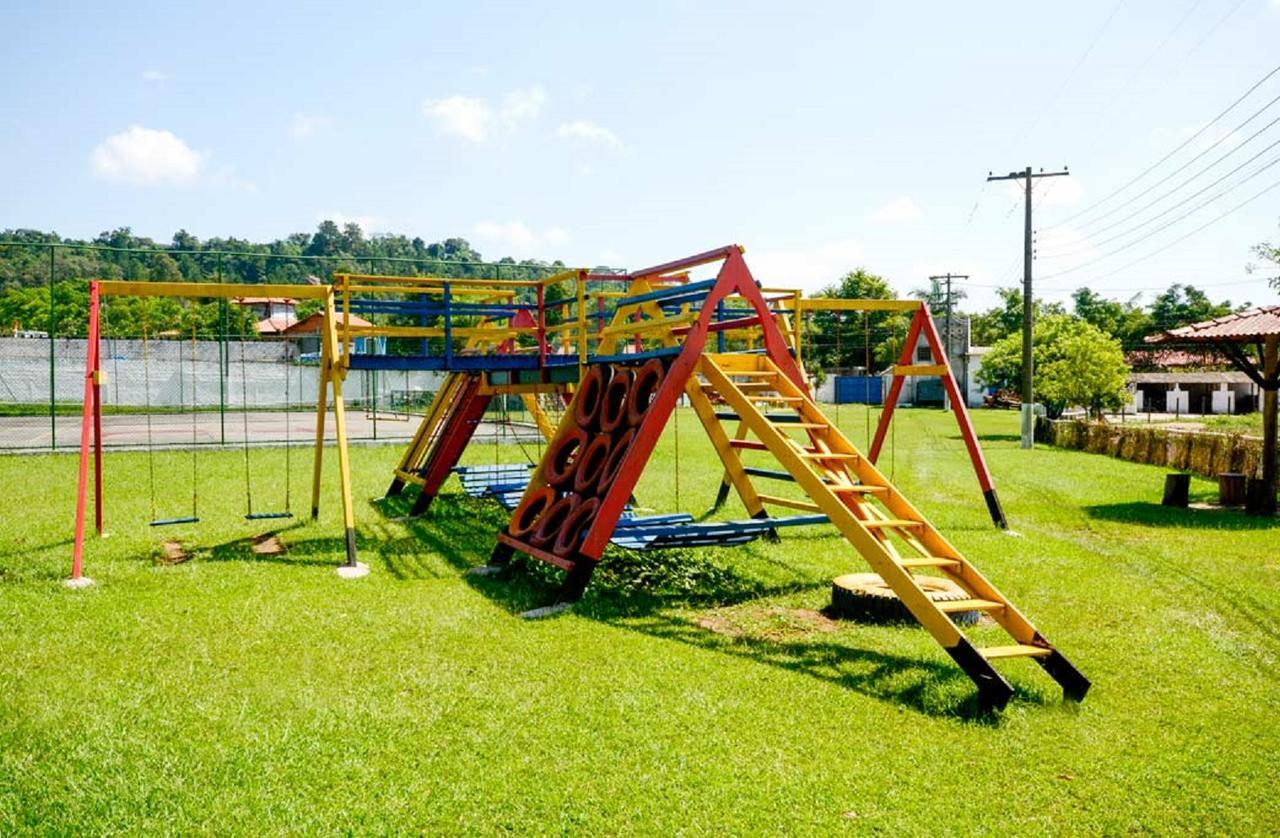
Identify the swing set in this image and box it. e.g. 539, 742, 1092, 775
69, 279, 360, 586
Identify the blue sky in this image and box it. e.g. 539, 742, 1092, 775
3, 0, 1280, 310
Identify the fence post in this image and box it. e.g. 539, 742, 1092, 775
48, 246, 56, 450
372, 368, 378, 440
219, 269, 227, 445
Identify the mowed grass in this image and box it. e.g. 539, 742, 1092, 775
2, 406, 1278, 834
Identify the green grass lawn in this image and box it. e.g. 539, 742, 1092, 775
2, 406, 1278, 834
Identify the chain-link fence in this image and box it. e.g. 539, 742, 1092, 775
0, 241, 567, 452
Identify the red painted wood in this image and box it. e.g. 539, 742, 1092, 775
868, 308, 924, 462
70, 281, 101, 580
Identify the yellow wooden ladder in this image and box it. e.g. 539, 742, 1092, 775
698, 352, 1089, 710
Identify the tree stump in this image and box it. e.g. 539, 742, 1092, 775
1217, 472, 1247, 506
1162, 473, 1190, 508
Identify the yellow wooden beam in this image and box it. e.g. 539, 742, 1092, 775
100, 281, 332, 300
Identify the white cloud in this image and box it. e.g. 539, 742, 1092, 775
291, 112, 332, 138
867, 196, 922, 224
746, 239, 867, 293
473, 220, 569, 256
500, 86, 547, 125
141, 69, 166, 82
422, 85, 547, 143
600, 248, 624, 265
90, 125, 203, 186
319, 211, 385, 233
422, 95, 493, 142
556, 119, 623, 149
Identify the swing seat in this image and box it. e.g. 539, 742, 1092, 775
608, 513, 829, 551
245, 512, 294, 521
150, 516, 200, 527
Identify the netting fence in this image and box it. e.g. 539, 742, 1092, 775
0, 241, 564, 452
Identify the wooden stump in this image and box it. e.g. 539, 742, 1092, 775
1217, 472, 1247, 506
1162, 473, 1190, 508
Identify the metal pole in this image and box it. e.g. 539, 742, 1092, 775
1022, 166, 1034, 448
48, 246, 56, 450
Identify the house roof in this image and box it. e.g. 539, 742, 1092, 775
282, 311, 374, 334
1145, 306, 1280, 344
256, 315, 295, 335
1129, 371, 1253, 384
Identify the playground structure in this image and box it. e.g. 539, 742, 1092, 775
66, 245, 1084, 709
475, 245, 1086, 710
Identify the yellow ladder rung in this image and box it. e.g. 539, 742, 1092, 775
861, 518, 922, 530
830, 484, 887, 496
979, 644, 1053, 660
773, 421, 828, 430
800, 451, 858, 460
757, 494, 824, 513
728, 370, 780, 378
893, 363, 949, 376
897, 557, 960, 568
936, 598, 1005, 613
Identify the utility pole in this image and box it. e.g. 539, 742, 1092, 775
930, 273, 968, 403
930, 273, 968, 366
986, 165, 1069, 449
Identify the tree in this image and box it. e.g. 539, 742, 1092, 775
1070, 287, 1151, 347
910, 276, 966, 317
1038, 331, 1130, 419
1149, 284, 1235, 332
808, 268, 905, 371
977, 315, 1129, 418
970, 287, 1067, 346
1251, 230, 1279, 291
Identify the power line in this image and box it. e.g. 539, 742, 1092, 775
1055, 93, 1280, 238
1039, 152, 1280, 280
1048, 175, 1280, 286
1050, 62, 1280, 227
1042, 133, 1280, 258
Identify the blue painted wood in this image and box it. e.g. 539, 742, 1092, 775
834, 375, 883, 405
613, 278, 717, 308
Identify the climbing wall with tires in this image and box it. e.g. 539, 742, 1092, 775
504, 357, 668, 564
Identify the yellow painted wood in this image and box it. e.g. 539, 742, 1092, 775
310, 331, 331, 519
322, 294, 358, 546
897, 557, 962, 568
698, 355, 964, 647
100, 281, 332, 300
893, 364, 949, 376
686, 380, 766, 518
829, 484, 888, 495
796, 298, 922, 312
936, 598, 1005, 613
599, 311, 695, 338
861, 519, 924, 531
980, 645, 1053, 660
757, 494, 823, 513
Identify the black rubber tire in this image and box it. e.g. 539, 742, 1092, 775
829, 572, 980, 626
529, 495, 579, 549
597, 428, 636, 492
572, 433, 613, 496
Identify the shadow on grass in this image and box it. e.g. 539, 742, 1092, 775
202, 521, 345, 568
604, 611, 1048, 722
947, 432, 1024, 444
1085, 502, 1280, 530
368, 489, 1039, 721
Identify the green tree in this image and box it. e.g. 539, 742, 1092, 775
808, 268, 905, 371
1250, 229, 1279, 291
970, 287, 1067, 346
1070, 287, 1151, 347
977, 315, 1129, 418
1149, 284, 1235, 332
1038, 330, 1130, 419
